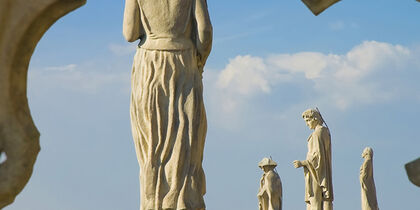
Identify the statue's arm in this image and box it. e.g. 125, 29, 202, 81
304, 152, 320, 169
304, 136, 322, 170
193, 0, 213, 72
123, 0, 141, 42
257, 177, 266, 197
360, 161, 369, 190
360, 160, 369, 182
294, 154, 319, 169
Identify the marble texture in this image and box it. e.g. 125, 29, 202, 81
0, 0, 86, 208
293, 108, 333, 210
360, 147, 379, 210
123, 0, 212, 209
258, 158, 282, 210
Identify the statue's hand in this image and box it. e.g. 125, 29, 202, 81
293, 160, 303, 168
322, 187, 330, 198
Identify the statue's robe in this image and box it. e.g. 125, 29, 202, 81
304, 126, 333, 210
124, 0, 212, 209
258, 170, 282, 210
360, 157, 379, 210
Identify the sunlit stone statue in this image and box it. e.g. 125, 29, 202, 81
360, 147, 379, 210
123, 0, 212, 209
258, 158, 283, 210
293, 108, 333, 210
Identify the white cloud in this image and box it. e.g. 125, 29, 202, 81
108, 43, 137, 56
217, 55, 270, 95
328, 20, 359, 31
29, 44, 136, 95
215, 26, 273, 44
329, 21, 345, 31
267, 52, 330, 79
29, 64, 130, 94
45, 64, 77, 72
214, 41, 413, 111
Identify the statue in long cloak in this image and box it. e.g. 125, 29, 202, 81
123, 0, 212, 209
258, 158, 282, 210
293, 108, 333, 210
360, 147, 379, 210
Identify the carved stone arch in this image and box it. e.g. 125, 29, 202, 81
0, 0, 86, 208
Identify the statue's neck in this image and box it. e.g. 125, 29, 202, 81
364, 156, 372, 161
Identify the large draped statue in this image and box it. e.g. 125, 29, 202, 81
360, 147, 379, 210
123, 0, 212, 209
293, 108, 333, 210
257, 158, 283, 210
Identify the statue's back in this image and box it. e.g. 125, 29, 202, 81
126, 0, 212, 208
137, 0, 193, 41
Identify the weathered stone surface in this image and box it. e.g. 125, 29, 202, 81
123, 0, 212, 209
301, 0, 340, 16
360, 147, 379, 210
293, 108, 333, 210
405, 158, 420, 187
0, 0, 85, 208
258, 158, 282, 210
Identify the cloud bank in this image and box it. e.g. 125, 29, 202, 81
215, 41, 413, 111
29, 63, 130, 95
28, 43, 134, 95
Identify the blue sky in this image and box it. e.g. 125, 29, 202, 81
5, 0, 420, 209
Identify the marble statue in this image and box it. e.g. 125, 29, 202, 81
293, 108, 333, 210
0, 0, 85, 208
123, 0, 212, 209
258, 158, 283, 210
360, 147, 379, 210
405, 157, 420, 187
301, 0, 340, 16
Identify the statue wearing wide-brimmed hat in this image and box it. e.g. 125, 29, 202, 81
258, 158, 282, 210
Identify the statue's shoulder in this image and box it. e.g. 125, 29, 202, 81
314, 125, 329, 134
266, 170, 280, 180
266, 171, 282, 190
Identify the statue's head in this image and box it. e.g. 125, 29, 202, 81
362, 147, 373, 159
258, 157, 277, 173
302, 108, 323, 130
